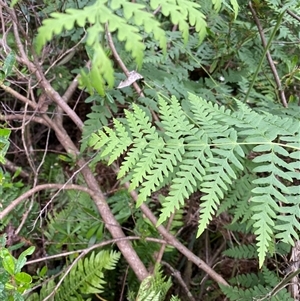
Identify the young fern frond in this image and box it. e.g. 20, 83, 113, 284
132, 265, 176, 301
223, 243, 258, 259
90, 92, 300, 267
27, 250, 120, 301
229, 272, 264, 288
221, 267, 294, 301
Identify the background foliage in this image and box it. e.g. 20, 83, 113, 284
0, 0, 299, 300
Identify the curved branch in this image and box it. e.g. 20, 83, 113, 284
0, 183, 97, 220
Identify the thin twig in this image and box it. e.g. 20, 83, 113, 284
2, 158, 30, 178
286, 9, 300, 22
0, 183, 98, 220
29, 236, 166, 301
248, 2, 288, 107
162, 261, 196, 301
10, 10, 84, 129
106, 24, 161, 124
25, 236, 168, 266
155, 212, 175, 265
106, 25, 144, 97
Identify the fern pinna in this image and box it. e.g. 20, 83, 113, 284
27, 250, 120, 301
89, 93, 300, 268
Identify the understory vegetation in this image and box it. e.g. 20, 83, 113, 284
0, 0, 299, 300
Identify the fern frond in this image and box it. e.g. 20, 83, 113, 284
90, 118, 132, 165
157, 139, 207, 224
27, 251, 119, 301
35, 1, 169, 94
134, 265, 174, 301
57, 250, 120, 299
188, 95, 245, 236
222, 267, 294, 301
218, 172, 254, 224
250, 139, 298, 266
150, 0, 207, 43
223, 243, 257, 259
229, 272, 264, 288
89, 91, 299, 266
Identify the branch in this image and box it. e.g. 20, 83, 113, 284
124, 183, 229, 286
2, 158, 30, 178
0, 183, 97, 220
106, 25, 160, 123
161, 261, 196, 301
9, 8, 84, 129
106, 25, 144, 97
286, 9, 300, 23
25, 236, 168, 266
248, 2, 288, 107
5, 7, 149, 281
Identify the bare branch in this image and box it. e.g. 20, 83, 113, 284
0, 183, 97, 220
123, 182, 229, 286
249, 2, 288, 107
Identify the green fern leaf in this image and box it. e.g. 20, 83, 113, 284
122, 2, 167, 54
36, 6, 96, 53
90, 119, 132, 164
150, 0, 207, 43
223, 243, 257, 259
157, 131, 208, 225
212, 0, 222, 12
197, 131, 244, 237
230, 272, 264, 288
58, 250, 120, 298
136, 138, 183, 206
275, 204, 300, 244
251, 195, 278, 268
229, 0, 239, 19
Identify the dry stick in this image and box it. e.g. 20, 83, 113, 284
17, 84, 47, 235
249, 2, 288, 108
25, 236, 168, 266
286, 9, 300, 22
119, 266, 129, 301
106, 26, 144, 97
198, 240, 227, 300
106, 25, 163, 125
161, 261, 196, 301
55, 61, 91, 127
154, 212, 175, 265
7, 9, 149, 282
0, 184, 97, 220
2, 158, 30, 178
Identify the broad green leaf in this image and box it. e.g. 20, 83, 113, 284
14, 272, 32, 284
2, 253, 16, 275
